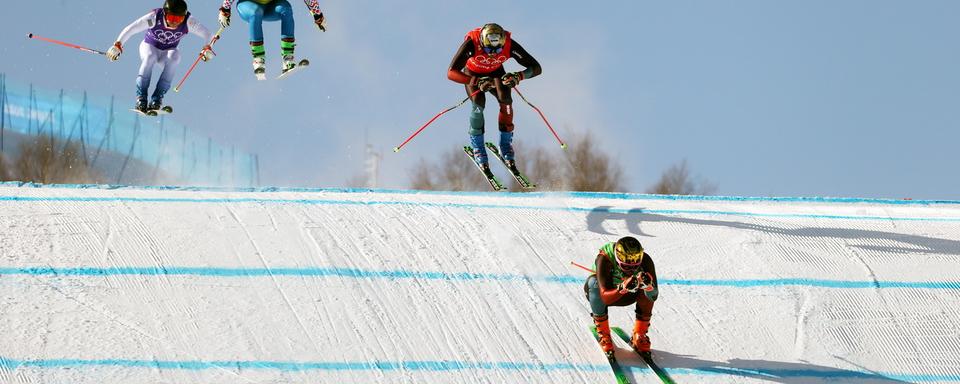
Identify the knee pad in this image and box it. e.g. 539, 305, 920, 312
498, 103, 514, 132
468, 104, 485, 136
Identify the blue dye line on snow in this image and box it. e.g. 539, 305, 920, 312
0, 357, 606, 373
4, 181, 959, 206
2, 266, 958, 290
0, 356, 956, 382
1, 195, 959, 222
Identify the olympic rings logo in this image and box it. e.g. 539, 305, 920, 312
472, 54, 508, 66
150, 30, 185, 44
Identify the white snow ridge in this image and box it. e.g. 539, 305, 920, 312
1, 183, 960, 383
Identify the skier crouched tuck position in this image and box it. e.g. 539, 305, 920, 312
447, 23, 541, 176
585, 236, 659, 356
107, 0, 214, 114
217, 0, 326, 79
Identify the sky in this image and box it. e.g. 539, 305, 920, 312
2, 1, 959, 199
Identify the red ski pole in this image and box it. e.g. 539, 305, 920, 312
514, 86, 567, 149
393, 89, 482, 153
27, 33, 106, 56
570, 261, 595, 274
174, 27, 224, 93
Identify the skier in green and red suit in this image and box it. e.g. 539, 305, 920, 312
447, 23, 542, 175
584, 236, 660, 356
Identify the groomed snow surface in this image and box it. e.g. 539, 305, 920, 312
1, 184, 959, 383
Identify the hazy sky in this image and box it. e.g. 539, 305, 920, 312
2, 1, 959, 199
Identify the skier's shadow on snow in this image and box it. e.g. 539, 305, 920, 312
626, 350, 911, 383
586, 206, 960, 256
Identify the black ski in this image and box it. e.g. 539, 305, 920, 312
463, 146, 505, 191
612, 327, 675, 384
151, 105, 173, 115
130, 108, 154, 116
484, 142, 536, 189
590, 326, 631, 384
129, 105, 172, 117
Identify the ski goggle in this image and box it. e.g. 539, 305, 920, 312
165, 13, 186, 25
482, 46, 503, 54
616, 258, 643, 272
615, 247, 644, 271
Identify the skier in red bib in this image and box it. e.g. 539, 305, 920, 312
584, 236, 659, 356
447, 23, 541, 176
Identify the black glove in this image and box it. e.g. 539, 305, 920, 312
617, 274, 640, 294
314, 13, 326, 31
475, 76, 496, 92
219, 7, 231, 28
501, 72, 523, 88
640, 272, 653, 289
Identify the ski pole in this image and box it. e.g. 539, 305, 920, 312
514, 86, 567, 149
27, 33, 106, 56
393, 89, 482, 153
174, 27, 225, 93
570, 261, 595, 274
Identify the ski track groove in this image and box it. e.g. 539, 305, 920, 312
226, 204, 320, 355
4, 188, 960, 382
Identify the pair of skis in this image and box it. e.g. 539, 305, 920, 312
259, 59, 310, 81
590, 326, 675, 384
130, 105, 173, 117
463, 142, 537, 191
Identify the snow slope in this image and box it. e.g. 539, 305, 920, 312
1, 184, 959, 383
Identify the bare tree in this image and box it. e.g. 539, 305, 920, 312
562, 133, 624, 192
408, 147, 490, 191
407, 158, 436, 190
0, 152, 12, 181
511, 142, 563, 191
14, 135, 101, 184
407, 131, 626, 192
646, 159, 717, 195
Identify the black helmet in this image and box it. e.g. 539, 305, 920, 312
164, 0, 188, 16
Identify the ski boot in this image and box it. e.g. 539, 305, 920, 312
631, 319, 651, 353
593, 314, 615, 357
469, 134, 492, 177
134, 97, 150, 114
282, 54, 298, 73
503, 159, 520, 174
499, 131, 519, 173
253, 57, 267, 80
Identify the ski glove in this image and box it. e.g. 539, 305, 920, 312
501, 72, 523, 88
638, 272, 658, 301
476, 77, 496, 92
314, 13, 326, 32
219, 7, 231, 28
200, 45, 216, 62
106, 42, 123, 61
617, 274, 641, 294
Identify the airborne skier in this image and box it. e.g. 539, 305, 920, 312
584, 236, 660, 356
107, 0, 214, 114
217, 0, 326, 79
447, 23, 542, 179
